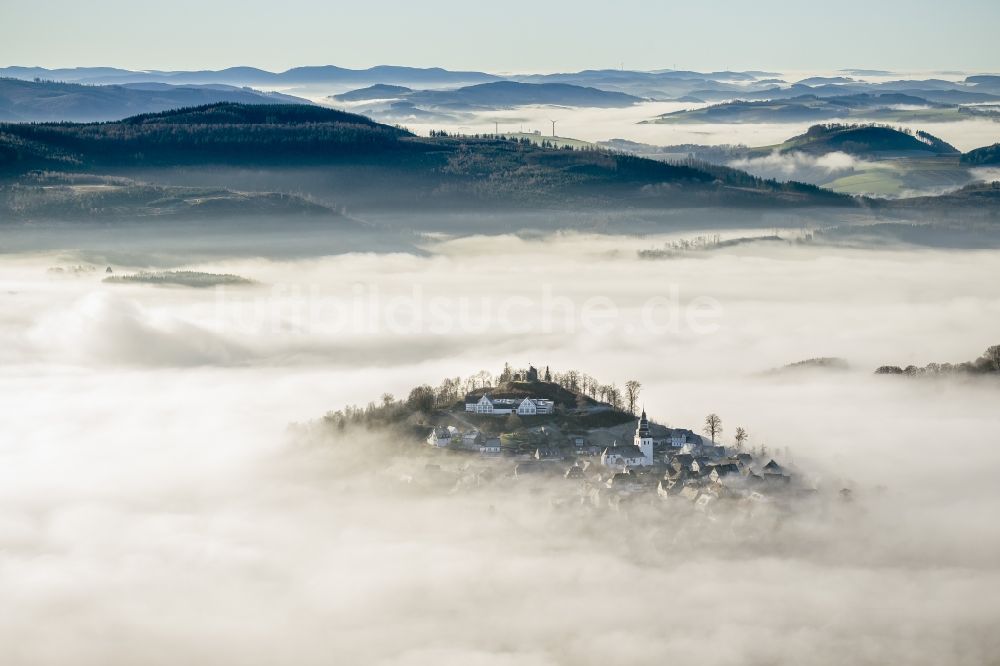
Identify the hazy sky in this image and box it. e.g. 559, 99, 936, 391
4, 0, 1000, 73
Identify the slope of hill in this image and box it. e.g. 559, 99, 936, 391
961, 143, 1000, 166
0, 103, 413, 171
772, 124, 959, 157
0, 102, 868, 214
333, 81, 642, 113
405, 81, 642, 108
333, 84, 413, 101
0, 78, 313, 122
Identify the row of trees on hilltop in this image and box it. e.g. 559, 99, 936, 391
495, 363, 645, 414
323, 365, 649, 432
875, 345, 1000, 377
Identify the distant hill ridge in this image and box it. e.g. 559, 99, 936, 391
0, 77, 312, 122
334, 80, 642, 109
117, 103, 385, 126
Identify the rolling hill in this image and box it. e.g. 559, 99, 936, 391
333, 81, 642, 111
0, 77, 311, 122
333, 84, 413, 102
404, 81, 642, 108
769, 124, 960, 157
646, 93, 995, 124
962, 143, 1000, 166
0, 65, 499, 88
603, 125, 987, 198
0, 103, 412, 171
0, 102, 857, 216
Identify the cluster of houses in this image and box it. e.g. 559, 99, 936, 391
422, 410, 801, 511
426, 425, 502, 455
465, 394, 556, 416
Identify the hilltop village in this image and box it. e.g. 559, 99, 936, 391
350, 364, 810, 512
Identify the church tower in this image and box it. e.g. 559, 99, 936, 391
634, 409, 653, 462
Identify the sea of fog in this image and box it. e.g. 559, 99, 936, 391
2, 231, 1000, 664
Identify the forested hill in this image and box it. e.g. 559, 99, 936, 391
115, 103, 389, 126
961, 143, 1000, 166
0, 102, 856, 211
772, 124, 959, 156
0, 103, 416, 169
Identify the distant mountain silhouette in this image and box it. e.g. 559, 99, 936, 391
333, 81, 642, 110
0, 65, 498, 88
648, 93, 993, 124
405, 81, 642, 108
0, 78, 310, 122
333, 84, 413, 102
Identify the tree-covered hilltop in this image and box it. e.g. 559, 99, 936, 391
767, 123, 960, 157
322, 364, 644, 436
0, 103, 857, 211
0, 103, 416, 170
961, 143, 1000, 166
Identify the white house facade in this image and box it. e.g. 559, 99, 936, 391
480, 438, 502, 456
601, 446, 649, 468
426, 426, 458, 447
465, 394, 554, 416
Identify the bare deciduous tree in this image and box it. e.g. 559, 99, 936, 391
734, 426, 748, 450
624, 380, 642, 415
607, 385, 622, 411
703, 413, 722, 443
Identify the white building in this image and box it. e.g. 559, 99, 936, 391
465, 394, 555, 416
634, 410, 654, 460
601, 411, 655, 468
426, 426, 458, 447
480, 438, 502, 456
601, 445, 648, 468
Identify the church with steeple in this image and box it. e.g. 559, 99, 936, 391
634, 409, 654, 462
601, 409, 656, 468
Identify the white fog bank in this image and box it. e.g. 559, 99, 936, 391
1, 234, 999, 664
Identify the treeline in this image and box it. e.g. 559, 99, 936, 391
875, 345, 1000, 376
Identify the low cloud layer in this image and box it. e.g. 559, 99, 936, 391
395, 101, 1000, 153
2, 231, 1000, 664
728, 150, 862, 184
